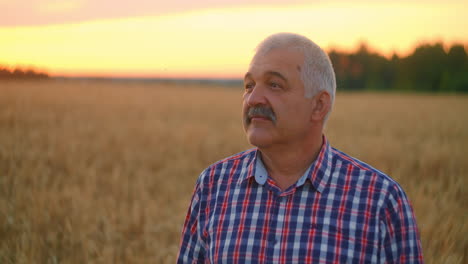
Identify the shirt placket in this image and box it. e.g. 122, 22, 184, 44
266, 186, 293, 263
266, 191, 281, 260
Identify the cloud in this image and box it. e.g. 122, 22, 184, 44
0, 0, 310, 27
37, 0, 85, 14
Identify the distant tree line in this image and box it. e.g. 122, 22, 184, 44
329, 42, 468, 93
0, 66, 49, 80
1, 42, 467, 92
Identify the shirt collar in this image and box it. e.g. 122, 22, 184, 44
254, 155, 269, 185
306, 135, 333, 193
245, 135, 333, 193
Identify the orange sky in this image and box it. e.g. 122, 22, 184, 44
0, 0, 467, 78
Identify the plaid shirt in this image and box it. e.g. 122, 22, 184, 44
178, 137, 423, 263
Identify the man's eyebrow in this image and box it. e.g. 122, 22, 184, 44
244, 71, 288, 82
265, 71, 288, 82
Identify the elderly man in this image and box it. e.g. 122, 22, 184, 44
178, 33, 423, 263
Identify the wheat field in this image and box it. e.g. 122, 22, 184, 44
0, 80, 467, 263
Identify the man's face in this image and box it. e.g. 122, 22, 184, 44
243, 48, 315, 148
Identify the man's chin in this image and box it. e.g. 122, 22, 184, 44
246, 132, 274, 148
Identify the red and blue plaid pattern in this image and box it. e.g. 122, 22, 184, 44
178, 137, 423, 263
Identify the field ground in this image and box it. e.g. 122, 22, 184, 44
0, 80, 467, 263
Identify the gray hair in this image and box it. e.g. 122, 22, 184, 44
253, 32, 336, 121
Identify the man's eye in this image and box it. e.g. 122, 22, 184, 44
245, 83, 254, 90
270, 82, 281, 89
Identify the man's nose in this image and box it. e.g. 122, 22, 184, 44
245, 85, 268, 106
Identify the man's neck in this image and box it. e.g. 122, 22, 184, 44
259, 133, 324, 191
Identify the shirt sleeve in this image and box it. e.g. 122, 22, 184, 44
379, 184, 424, 263
177, 174, 206, 264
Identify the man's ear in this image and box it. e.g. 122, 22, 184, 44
310, 91, 331, 122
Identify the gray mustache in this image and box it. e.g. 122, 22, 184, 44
246, 106, 277, 124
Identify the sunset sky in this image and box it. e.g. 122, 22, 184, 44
1, 0, 467, 78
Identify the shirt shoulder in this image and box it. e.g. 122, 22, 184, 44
209, 148, 257, 168
331, 147, 401, 189
330, 147, 414, 215
197, 148, 257, 186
